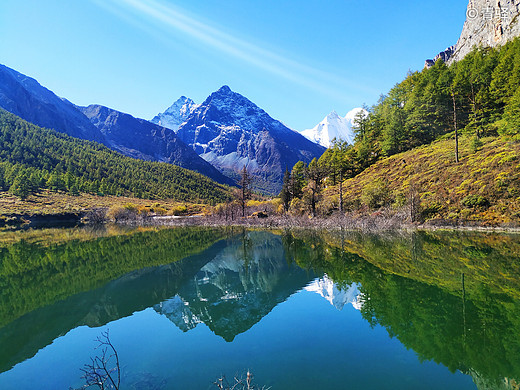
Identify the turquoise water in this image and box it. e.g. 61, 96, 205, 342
0, 227, 518, 389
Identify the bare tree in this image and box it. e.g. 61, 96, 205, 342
77, 330, 120, 390
214, 370, 270, 390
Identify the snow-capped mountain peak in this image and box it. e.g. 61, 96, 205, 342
300, 107, 368, 148
151, 96, 198, 132
175, 85, 325, 194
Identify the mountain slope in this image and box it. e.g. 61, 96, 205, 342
79, 104, 235, 186
301, 108, 366, 148
151, 96, 198, 131
0, 65, 235, 186
323, 135, 520, 225
0, 108, 231, 203
0, 64, 105, 144
176, 86, 326, 194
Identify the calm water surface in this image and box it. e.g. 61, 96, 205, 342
0, 226, 519, 389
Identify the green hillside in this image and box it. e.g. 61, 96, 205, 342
280, 37, 520, 226
327, 135, 520, 225
0, 109, 231, 204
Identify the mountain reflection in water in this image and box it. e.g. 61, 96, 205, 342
0, 227, 519, 389
154, 231, 316, 341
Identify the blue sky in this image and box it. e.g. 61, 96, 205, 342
0, 0, 467, 130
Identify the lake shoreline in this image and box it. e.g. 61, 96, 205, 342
108, 213, 520, 234
2, 208, 520, 233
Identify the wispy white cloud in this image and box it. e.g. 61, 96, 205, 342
91, 0, 375, 100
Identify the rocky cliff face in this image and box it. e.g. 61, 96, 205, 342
449, 0, 520, 63
425, 45, 457, 68
425, 1, 520, 67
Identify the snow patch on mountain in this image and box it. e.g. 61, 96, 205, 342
301, 107, 368, 148
305, 275, 364, 311
151, 96, 198, 131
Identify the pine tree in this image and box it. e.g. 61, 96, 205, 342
69, 183, 80, 196
9, 171, 31, 200
352, 105, 369, 143
29, 170, 42, 193
0, 165, 5, 191
89, 180, 99, 194
238, 166, 252, 217
290, 161, 307, 199
305, 158, 325, 217
47, 171, 65, 192
280, 168, 292, 213
330, 139, 350, 213
499, 87, 520, 135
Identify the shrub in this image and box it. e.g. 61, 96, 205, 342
107, 205, 139, 221
171, 204, 188, 216
420, 201, 443, 220
393, 191, 407, 208
470, 136, 483, 153
122, 203, 138, 212
361, 179, 390, 209
461, 194, 490, 208
317, 196, 337, 216
154, 207, 167, 215
289, 197, 305, 216
136, 205, 150, 215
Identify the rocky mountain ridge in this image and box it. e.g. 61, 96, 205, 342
79, 104, 235, 185
0, 64, 106, 144
175, 85, 326, 194
425, 45, 457, 68
0, 64, 234, 186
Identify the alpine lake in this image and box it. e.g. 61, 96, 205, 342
0, 225, 519, 390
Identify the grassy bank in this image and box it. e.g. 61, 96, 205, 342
0, 190, 207, 218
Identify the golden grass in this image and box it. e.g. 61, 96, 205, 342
0, 190, 206, 216
324, 135, 520, 225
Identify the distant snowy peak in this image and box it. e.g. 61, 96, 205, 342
301, 110, 353, 148
151, 96, 198, 131
305, 275, 364, 311
301, 107, 368, 148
